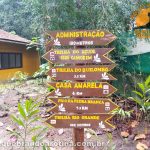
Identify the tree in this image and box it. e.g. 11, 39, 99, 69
0, 0, 37, 39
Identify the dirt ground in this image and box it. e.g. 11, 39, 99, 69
0, 79, 150, 150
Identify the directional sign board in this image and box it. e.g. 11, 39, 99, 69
48, 82, 117, 97
44, 29, 118, 149
48, 98, 119, 113
45, 30, 116, 48
43, 48, 114, 64
48, 65, 116, 81
45, 114, 115, 129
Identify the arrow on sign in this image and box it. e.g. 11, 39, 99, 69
45, 114, 115, 129
47, 64, 116, 81
42, 48, 114, 64
47, 98, 119, 114
45, 30, 116, 49
48, 82, 117, 97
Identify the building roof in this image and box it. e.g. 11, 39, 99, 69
0, 29, 31, 45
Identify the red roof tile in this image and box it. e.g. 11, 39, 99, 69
0, 29, 30, 44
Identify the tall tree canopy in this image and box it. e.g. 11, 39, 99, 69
0, 0, 142, 38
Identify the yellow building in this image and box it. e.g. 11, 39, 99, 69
0, 29, 40, 81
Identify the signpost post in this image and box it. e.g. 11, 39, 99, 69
43, 30, 118, 150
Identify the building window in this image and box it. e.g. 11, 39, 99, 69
0, 53, 22, 69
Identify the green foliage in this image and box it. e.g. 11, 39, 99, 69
27, 37, 40, 51
9, 98, 48, 150
42, 144, 51, 150
47, 86, 55, 93
33, 63, 49, 78
129, 76, 150, 120
11, 71, 29, 82
0, 0, 142, 41
0, 0, 37, 39
106, 133, 116, 150
25, 0, 138, 33
112, 108, 133, 120
33, 63, 50, 84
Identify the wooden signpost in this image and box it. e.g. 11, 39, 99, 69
43, 29, 118, 150
45, 114, 115, 129
47, 65, 116, 81
45, 30, 116, 48
43, 48, 114, 64
47, 98, 119, 114
48, 82, 117, 97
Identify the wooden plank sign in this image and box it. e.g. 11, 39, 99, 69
45, 114, 115, 129
48, 98, 119, 114
45, 30, 116, 48
48, 82, 117, 97
47, 65, 116, 81
43, 48, 114, 64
